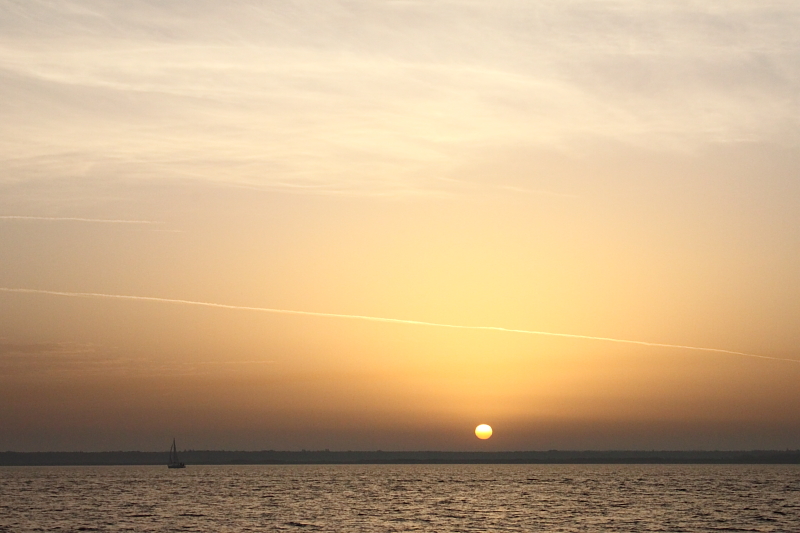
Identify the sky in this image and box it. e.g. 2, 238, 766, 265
1, 0, 799, 452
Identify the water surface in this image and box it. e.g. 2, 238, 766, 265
1, 464, 798, 532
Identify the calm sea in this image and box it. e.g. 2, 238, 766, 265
1, 464, 798, 532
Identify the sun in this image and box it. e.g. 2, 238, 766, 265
475, 424, 493, 440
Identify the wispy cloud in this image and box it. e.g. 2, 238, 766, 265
0, 215, 157, 224
1, 1, 798, 195
0, 339, 131, 377
2, 287, 797, 365
0, 340, 98, 356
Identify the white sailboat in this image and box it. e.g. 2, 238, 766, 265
167, 438, 185, 468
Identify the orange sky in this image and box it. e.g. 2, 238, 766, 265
1, 0, 799, 451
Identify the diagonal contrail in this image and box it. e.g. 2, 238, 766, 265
0, 216, 156, 224
1, 287, 798, 364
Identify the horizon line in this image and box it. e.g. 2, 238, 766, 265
3, 449, 799, 453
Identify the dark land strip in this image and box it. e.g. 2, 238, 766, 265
2, 450, 800, 466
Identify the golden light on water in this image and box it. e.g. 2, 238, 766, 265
475, 424, 493, 440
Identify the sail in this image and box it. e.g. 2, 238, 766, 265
168, 438, 185, 468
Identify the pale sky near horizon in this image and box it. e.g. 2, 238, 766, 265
1, 0, 799, 452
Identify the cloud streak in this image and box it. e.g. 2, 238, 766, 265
0, 215, 156, 224
1, 287, 797, 365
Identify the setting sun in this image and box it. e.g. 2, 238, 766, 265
475, 424, 493, 440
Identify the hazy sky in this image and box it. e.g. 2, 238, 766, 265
1, 0, 799, 452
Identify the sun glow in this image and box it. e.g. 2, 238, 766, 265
475, 424, 493, 440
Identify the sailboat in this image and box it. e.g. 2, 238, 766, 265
167, 438, 185, 468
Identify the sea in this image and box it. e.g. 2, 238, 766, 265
1, 464, 798, 532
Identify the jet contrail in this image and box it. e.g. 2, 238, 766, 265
1, 287, 797, 364
0, 216, 156, 224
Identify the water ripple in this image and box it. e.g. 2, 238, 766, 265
1, 464, 798, 532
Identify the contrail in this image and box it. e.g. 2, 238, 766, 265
0, 216, 156, 224
1, 287, 797, 365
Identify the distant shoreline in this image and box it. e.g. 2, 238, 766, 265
2, 450, 799, 466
